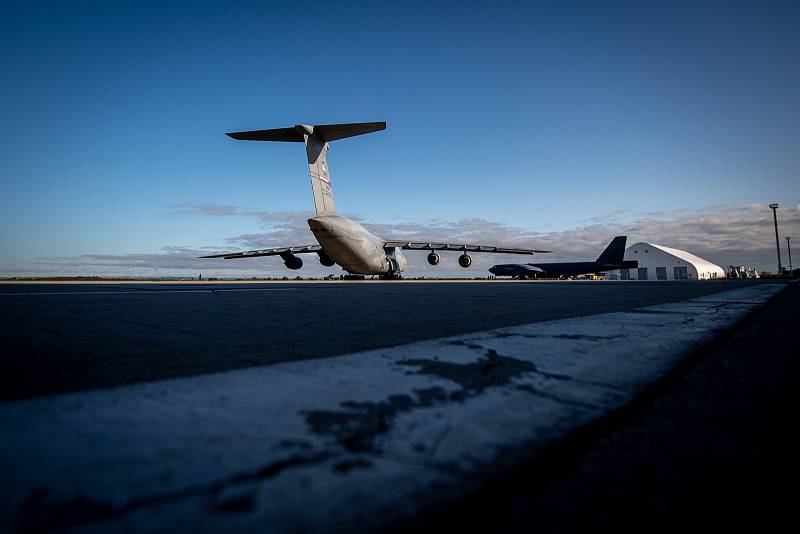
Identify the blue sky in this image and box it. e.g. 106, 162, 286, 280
1, 0, 798, 276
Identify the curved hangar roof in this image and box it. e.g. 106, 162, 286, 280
624, 242, 726, 280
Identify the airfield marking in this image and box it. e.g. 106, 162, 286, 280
0, 283, 785, 532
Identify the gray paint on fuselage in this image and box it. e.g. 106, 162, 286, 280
308, 216, 406, 275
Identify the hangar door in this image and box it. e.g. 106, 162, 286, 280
674, 266, 688, 280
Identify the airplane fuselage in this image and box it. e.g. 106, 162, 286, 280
489, 261, 636, 279
201, 122, 549, 273
307, 215, 407, 275
489, 236, 636, 280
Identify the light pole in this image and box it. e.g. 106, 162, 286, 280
787, 236, 793, 276
770, 203, 782, 275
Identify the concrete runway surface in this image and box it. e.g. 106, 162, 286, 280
0, 280, 766, 401
420, 281, 800, 533
0, 279, 791, 532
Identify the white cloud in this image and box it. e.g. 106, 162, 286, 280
4, 203, 797, 277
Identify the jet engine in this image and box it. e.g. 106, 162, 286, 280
284, 256, 303, 270
385, 247, 407, 273
280, 251, 303, 270
458, 253, 472, 268
317, 250, 336, 267
427, 252, 440, 266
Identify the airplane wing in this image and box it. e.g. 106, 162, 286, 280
383, 241, 550, 254
198, 245, 322, 259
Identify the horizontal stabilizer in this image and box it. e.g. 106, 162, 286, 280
226, 122, 386, 143
225, 121, 386, 217
227, 128, 303, 142
313, 122, 386, 142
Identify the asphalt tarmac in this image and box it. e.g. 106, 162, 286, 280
0, 280, 765, 401
418, 280, 799, 533
0, 279, 793, 532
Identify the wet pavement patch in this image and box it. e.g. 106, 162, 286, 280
304, 395, 417, 453
303, 350, 539, 452
398, 350, 538, 394
3, 284, 783, 532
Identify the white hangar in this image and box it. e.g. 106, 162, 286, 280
607, 242, 726, 281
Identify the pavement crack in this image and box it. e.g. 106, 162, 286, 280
625, 309, 685, 315
484, 332, 625, 342
550, 333, 625, 342
18, 451, 332, 530
515, 384, 601, 409
426, 424, 452, 462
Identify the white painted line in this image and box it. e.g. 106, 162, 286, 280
0, 284, 784, 532
0, 288, 299, 296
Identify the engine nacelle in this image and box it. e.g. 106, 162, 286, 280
317, 250, 336, 267
280, 250, 303, 270
427, 252, 440, 266
458, 253, 472, 268
284, 256, 303, 270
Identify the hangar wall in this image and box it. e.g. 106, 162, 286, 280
606, 242, 725, 281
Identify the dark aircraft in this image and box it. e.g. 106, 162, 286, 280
489, 236, 638, 279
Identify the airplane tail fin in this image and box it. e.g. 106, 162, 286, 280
596, 236, 627, 264
227, 122, 386, 216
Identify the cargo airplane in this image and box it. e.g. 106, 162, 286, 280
489, 236, 638, 279
201, 122, 549, 277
